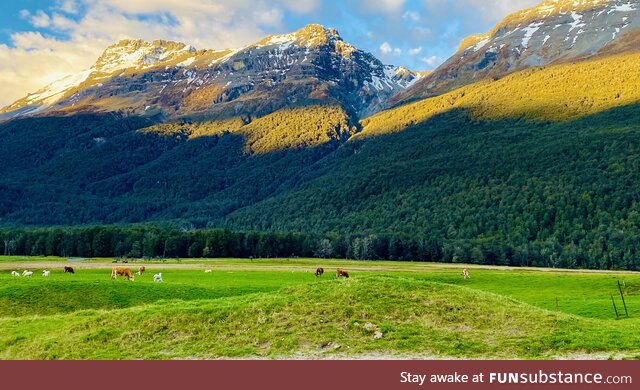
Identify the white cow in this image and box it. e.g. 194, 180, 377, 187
22, 270, 33, 277
11, 271, 19, 277
42, 270, 50, 277
153, 273, 163, 283
204, 269, 212, 273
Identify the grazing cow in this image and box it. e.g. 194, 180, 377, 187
137, 266, 146, 276
315, 267, 324, 277
153, 273, 163, 283
204, 269, 212, 273
336, 268, 349, 278
462, 268, 470, 279
42, 270, 50, 277
111, 267, 134, 281
64, 266, 75, 274
11, 271, 19, 277
22, 270, 33, 277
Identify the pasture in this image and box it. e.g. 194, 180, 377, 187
0, 257, 639, 360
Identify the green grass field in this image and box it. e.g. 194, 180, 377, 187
1, 257, 639, 360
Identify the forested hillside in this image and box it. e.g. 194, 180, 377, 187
220, 53, 640, 269
1, 49, 640, 269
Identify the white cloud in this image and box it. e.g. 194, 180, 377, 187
408, 46, 422, 56
455, 0, 540, 21
22, 10, 53, 28
402, 11, 420, 22
0, 33, 102, 106
380, 42, 392, 54
379, 41, 401, 56
359, 0, 405, 13
423, 0, 540, 24
57, 0, 80, 14
421, 55, 443, 68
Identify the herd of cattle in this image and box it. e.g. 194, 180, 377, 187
9, 265, 163, 282
12, 269, 50, 277
9, 265, 471, 280
12, 266, 76, 277
8, 265, 350, 281
314, 267, 350, 278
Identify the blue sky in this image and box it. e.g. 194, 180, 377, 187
0, 0, 540, 105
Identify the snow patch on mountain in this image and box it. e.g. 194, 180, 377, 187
26, 68, 94, 106
1, 24, 421, 120
521, 22, 544, 47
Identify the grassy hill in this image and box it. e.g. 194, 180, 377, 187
1, 261, 639, 359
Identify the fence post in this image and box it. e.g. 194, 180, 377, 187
611, 295, 619, 319
618, 280, 629, 317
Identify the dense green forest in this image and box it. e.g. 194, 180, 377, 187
223, 104, 640, 270
0, 225, 445, 264
1, 104, 639, 269
0, 226, 316, 259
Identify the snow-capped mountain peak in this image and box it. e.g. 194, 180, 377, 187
94, 39, 198, 74
397, 0, 640, 104
1, 24, 420, 120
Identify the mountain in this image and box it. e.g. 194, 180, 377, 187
0, 24, 421, 121
2, 49, 639, 269
1, 2, 640, 270
395, 0, 640, 104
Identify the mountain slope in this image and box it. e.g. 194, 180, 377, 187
219, 51, 640, 268
1, 2, 640, 269
361, 51, 640, 137
1, 51, 640, 270
395, 0, 640, 104
0, 25, 420, 121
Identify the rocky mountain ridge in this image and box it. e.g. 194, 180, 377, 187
395, 0, 640, 103
1, 24, 421, 121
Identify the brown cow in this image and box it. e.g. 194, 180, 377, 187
336, 268, 349, 278
462, 268, 470, 279
137, 266, 146, 275
315, 267, 324, 277
111, 267, 134, 281
64, 266, 75, 274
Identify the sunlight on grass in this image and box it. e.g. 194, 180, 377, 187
1, 259, 639, 359
359, 52, 640, 138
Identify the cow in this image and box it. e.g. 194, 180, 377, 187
42, 270, 50, 277
315, 267, 324, 277
137, 266, 146, 276
204, 269, 212, 273
64, 266, 75, 274
11, 271, 19, 277
336, 268, 349, 278
22, 270, 33, 277
153, 273, 163, 283
111, 267, 134, 281
462, 268, 470, 279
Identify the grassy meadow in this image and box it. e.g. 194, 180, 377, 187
0, 257, 639, 360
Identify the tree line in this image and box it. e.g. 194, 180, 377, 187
1, 225, 637, 271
